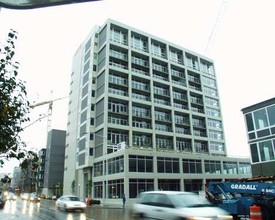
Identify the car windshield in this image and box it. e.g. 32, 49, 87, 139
66, 196, 80, 201
171, 194, 211, 208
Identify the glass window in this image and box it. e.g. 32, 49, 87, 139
157, 157, 179, 173
129, 155, 153, 173
250, 143, 259, 163
248, 132, 256, 140
259, 140, 275, 162
239, 163, 251, 174
204, 160, 221, 174
129, 179, 154, 198
267, 105, 275, 126
253, 109, 268, 129
245, 113, 254, 132
223, 162, 238, 174
182, 159, 202, 173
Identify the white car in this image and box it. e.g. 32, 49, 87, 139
132, 191, 233, 220
6, 192, 16, 201
56, 195, 86, 212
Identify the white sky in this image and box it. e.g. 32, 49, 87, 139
1, 0, 274, 173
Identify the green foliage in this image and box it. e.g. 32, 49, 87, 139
20, 151, 40, 170
1, 174, 11, 183
0, 29, 37, 166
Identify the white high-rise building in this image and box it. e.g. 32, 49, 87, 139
63, 19, 251, 206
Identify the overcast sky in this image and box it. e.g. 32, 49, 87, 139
1, 0, 274, 173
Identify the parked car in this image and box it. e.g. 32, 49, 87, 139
0, 196, 5, 208
132, 191, 233, 220
56, 195, 86, 212
29, 193, 41, 202
6, 192, 16, 201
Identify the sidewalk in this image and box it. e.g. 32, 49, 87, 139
87, 204, 128, 209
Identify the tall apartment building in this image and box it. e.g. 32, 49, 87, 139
242, 97, 275, 176
64, 19, 251, 205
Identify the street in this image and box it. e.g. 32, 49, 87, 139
0, 199, 136, 220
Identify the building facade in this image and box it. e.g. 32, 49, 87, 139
37, 148, 46, 193
242, 97, 275, 176
42, 129, 66, 197
64, 19, 251, 205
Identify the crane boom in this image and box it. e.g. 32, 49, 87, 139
29, 96, 68, 131
30, 96, 68, 109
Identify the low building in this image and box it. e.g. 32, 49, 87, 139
242, 97, 275, 176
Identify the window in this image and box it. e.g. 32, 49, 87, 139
184, 179, 203, 192
131, 34, 147, 51
151, 42, 166, 58
108, 156, 124, 174
80, 110, 87, 123
259, 140, 275, 162
208, 130, 223, 140
91, 90, 95, 97
107, 130, 128, 146
223, 162, 238, 174
90, 118, 94, 125
169, 48, 183, 64
129, 155, 153, 172
202, 76, 216, 88
250, 143, 259, 163
209, 142, 225, 152
253, 109, 268, 129
157, 157, 179, 173
91, 104, 95, 111
110, 28, 127, 45
108, 179, 124, 199
156, 137, 173, 150
200, 60, 214, 75
245, 113, 254, 132
207, 119, 222, 129
183, 159, 202, 173
94, 161, 103, 177
186, 55, 198, 70
132, 134, 152, 147
108, 101, 128, 113
267, 105, 275, 126
205, 97, 219, 107
203, 86, 218, 96
94, 182, 103, 198
129, 179, 154, 198
204, 160, 221, 174
239, 163, 251, 174
206, 107, 220, 117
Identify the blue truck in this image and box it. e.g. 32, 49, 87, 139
205, 177, 275, 220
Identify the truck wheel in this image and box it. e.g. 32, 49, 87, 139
232, 215, 240, 220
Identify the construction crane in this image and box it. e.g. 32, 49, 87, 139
29, 96, 68, 132
204, 0, 229, 55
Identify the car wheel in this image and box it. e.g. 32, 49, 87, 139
137, 213, 146, 219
